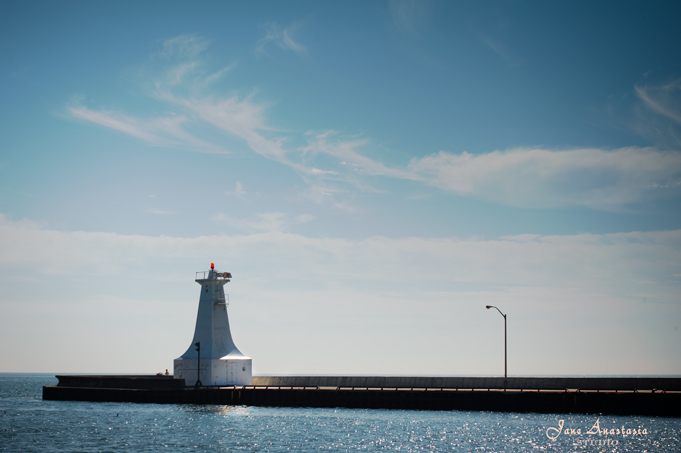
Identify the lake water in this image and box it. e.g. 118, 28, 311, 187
1, 373, 679, 452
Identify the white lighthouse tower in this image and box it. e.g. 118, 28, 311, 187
173, 264, 252, 386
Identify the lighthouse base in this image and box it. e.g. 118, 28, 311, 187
173, 358, 252, 386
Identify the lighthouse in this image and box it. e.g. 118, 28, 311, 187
173, 264, 252, 386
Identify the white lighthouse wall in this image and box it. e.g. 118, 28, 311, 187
224, 358, 252, 385
174, 358, 252, 386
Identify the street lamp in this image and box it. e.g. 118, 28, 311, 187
194, 342, 202, 388
486, 305, 507, 384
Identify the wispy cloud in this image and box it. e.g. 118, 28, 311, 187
294, 183, 357, 212
254, 22, 307, 57
633, 78, 681, 147
409, 147, 681, 210
389, 0, 433, 34
636, 79, 681, 125
154, 35, 237, 89
301, 130, 420, 180
226, 181, 248, 200
69, 103, 167, 144
203, 62, 238, 86
478, 33, 524, 66
213, 211, 315, 232
67, 99, 227, 154
66, 35, 406, 208
64, 35, 681, 212
148, 209, 176, 215
158, 33, 210, 59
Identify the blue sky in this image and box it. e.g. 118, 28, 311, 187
1, 1, 680, 375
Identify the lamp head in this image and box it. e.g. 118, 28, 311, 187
485, 305, 491, 309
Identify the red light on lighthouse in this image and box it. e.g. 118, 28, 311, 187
211, 263, 215, 269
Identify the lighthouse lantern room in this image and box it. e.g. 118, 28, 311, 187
173, 263, 252, 386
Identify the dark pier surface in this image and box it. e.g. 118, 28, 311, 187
43, 375, 681, 417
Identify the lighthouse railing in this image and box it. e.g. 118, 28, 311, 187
195, 271, 232, 281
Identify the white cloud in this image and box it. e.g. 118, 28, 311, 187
149, 209, 176, 215
635, 79, 681, 126
1, 215, 679, 374
301, 131, 420, 180
294, 182, 357, 212
409, 146, 681, 209
254, 22, 307, 57
2, 213, 678, 298
632, 78, 681, 147
69, 103, 165, 144
174, 95, 269, 146
226, 181, 247, 199
294, 214, 316, 224
203, 62, 238, 86
159, 34, 210, 59
66, 36, 350, 201
64, 35, 681, 212
213, 211, 315, 233
68, 101, 227, 154
70, 37, 383, 201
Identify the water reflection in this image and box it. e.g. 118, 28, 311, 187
184, 404, 251, 416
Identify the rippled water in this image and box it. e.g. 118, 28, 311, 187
1, 373, 679, 452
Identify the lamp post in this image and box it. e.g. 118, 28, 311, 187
194, 342, 202, 388
486, 305, 507, 384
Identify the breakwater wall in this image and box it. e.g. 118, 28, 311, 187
42, 375, 681, 416
252, 375, 681, 391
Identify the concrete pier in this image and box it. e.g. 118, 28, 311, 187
252, 375, 681, 392
43, 375, 681, 416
